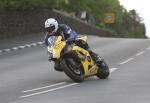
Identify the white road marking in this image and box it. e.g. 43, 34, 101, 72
20, 83, 78, 98
110, 68, 118, 73
12, 47, 18, 50
4, 49, 11, 52
146, 46, 150, 50
22, 82, 66, 93
37, 42, 44, 45
31, 43, 37, 46
0, 41, 44, 53
20, 68, 118, 98
120, 58, 134, 65
18, 46, 25, 49
136, 51, 145, 56
25, 44, 32, 48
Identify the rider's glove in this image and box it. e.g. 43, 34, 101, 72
66, 39, 75, 44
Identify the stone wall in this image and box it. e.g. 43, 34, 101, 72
0, 9, 117, 39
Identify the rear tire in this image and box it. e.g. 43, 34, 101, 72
96, 59, 109, 79
62, 58, 84, 83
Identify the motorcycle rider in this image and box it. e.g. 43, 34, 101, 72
44, 18, 102, 71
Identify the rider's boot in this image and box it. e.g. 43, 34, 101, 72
89, 51, 104, 66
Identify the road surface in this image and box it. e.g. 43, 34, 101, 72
0, 35, 150, 103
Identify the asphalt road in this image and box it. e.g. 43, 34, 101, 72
1, 35, 150, 103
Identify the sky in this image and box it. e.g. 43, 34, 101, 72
119, 0, 150, 38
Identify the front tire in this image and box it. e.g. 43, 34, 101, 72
54, 63, 63, 72
62, 58, 84, 83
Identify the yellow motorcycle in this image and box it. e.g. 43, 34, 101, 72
47, 35, 109, 82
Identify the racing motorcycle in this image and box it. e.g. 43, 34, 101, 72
47, 35, 109, 82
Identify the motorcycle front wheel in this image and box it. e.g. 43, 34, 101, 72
62, 58, 84, 83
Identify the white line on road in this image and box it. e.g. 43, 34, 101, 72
120, 58, 134, 65
0, 41, 44, 54
136, 51, 145, 56
110, 68, 118, 73
4, 49, 11, 52
31, 43, 37, 46
37, 41, 44, 45
18, 46, 25, 49
20, 68, 118, 98
146, 46, 150, 50
26, 44, 32, 48
22, 82, 66, 93
12, 47, 18, 50
20, 83, 78, 98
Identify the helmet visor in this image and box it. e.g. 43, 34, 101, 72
46, 26, 55, 34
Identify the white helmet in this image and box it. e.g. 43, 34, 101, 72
45, 18, 58, 33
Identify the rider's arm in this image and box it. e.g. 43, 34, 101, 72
44, 33, 54, 61
44, 33, 49, 47
63, 25, 78, 41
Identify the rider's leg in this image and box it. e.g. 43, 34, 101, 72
75, 40, 103, 65
88, 50, 103, 65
